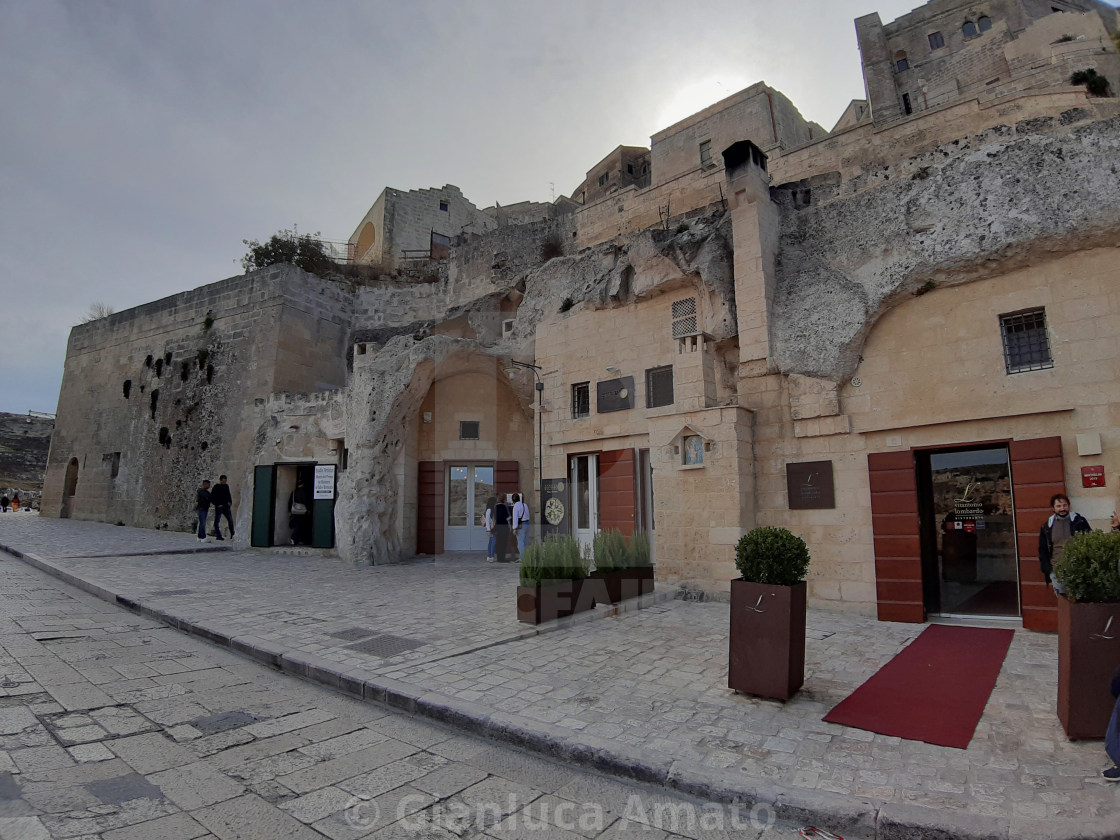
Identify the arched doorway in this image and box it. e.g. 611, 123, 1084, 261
60, 457, 79, 518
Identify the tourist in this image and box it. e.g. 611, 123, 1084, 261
195, 480, 212, 542
512, 492, 531, 554
210, 475, 234, 540
0, 494, 7, 512
1104, 665, 1120, 782
288, 479, 311, 545
1037, 494, 1091, 588
10, 494, 18, 512
492, 496, 512, 563
484, 496, 497, 562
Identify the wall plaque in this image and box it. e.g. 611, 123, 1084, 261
596, 377, 634, 413
786, 460, 835, 510
313, 464, 336, 500
1081, 465, 1106, 488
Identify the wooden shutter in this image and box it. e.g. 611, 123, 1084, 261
599, 449, 637, 537
417, 461, 444, 555
1010, 436, 1064, 632
868, 451, 924, 622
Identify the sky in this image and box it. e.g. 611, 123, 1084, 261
4, 0, 1105, 414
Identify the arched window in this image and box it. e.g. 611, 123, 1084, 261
895, 50, 909, 72
962, 20, 978, 37
978, 15, 992, 32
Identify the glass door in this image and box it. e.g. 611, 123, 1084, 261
569, 454, 599, 555
444, 465, 494, 551
922, 447, 1019, 617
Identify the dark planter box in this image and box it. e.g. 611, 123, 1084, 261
1057, 595, 1120, 739
517, 579, 595, 624
587, 567, 655, 605
728, 579, 807, 701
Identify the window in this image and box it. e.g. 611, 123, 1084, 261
895, 51, 909, 72
627, 164, 634, 175
902, 92, 913, 115
671, 297, 698, 338
978, 15, 992, 32
459, 421, 479, 440
699, 140, 713, 168
928, 31, 945, 50
439, 201, 449, 212
646, 366, 674, 408
598, 173, 609, 187
962, 20, 978, 37
1000, 309, 1053, 373
571, 382, 590, 419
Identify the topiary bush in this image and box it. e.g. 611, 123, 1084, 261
734, 527, 810, 586
1053, 532, 1120, 603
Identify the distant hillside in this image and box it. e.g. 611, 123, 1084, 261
0, 411, 53, 496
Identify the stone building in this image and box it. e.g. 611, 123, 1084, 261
44, 0, 1120, 633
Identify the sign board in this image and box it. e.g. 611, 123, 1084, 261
1081, 465, 1106, 488
786, 460, 835, 509
540, 478, 569, 538
313, 464, 336, 499
596, 377, 635, 414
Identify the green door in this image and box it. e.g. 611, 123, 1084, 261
311, 464, 336, 549
251, 465, 275, 547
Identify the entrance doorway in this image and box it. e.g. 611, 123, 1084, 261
917, 446, 1020, 618
569, 454, 599, 554
444, 465, 493, 551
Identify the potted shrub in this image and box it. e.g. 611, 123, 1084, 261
587, 529, 656, 605
516, 535, 593, 624
728, 526, 811, 701
1053, 531, 1120, 738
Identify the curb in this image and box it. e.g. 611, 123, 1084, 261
3, 545, 1114, 840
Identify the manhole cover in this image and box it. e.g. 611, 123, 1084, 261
345, 635, 427, 658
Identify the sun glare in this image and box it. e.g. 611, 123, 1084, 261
656, 76, 749, 130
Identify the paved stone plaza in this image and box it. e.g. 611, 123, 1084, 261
0, 515, 1117, 839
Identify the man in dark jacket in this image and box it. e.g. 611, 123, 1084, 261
195, 480, 212, 542
210, 475, 234, 540
1037, 493, 1092, 586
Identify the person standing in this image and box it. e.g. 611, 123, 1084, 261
0, 494, 8, 513
1104, 665, 1120, 782
493, 496, 512, 563
10, 494, 18, 512
288, 478, 311, 545
512, 492, 531, 555
1038, 493, 1091, 587
210, 475, 234, 540
195, 480, 212, 542
484, 496, 498, 562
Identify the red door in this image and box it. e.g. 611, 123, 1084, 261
1010, 436, 1065, 632
868, 451, 924, 622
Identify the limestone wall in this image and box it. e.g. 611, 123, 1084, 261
41, 265, 352, 532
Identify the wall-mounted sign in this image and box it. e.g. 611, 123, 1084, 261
786, 460, 835, 510
596, 377, 635, 414
313, 464, 336, 499
1082, 465, 1106, 488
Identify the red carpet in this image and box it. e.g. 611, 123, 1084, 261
822, 625, 1014, 749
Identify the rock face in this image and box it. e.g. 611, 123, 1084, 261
771, 114, 1120, 382
0, 412, 53, 499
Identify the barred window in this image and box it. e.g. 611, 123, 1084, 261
459, 421, 479, 440
646, 366, 674, 408
1000, 309, 1053, 374
571, 382, 590, 419
671, 297, 698, 338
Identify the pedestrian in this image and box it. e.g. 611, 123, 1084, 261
484, 496, 498, 562
512, 492, 531, 555
195, 480, 212, 542
493, 495, 512, 563
0, 494, 8, 513
210, 475, 234, 540
288, 478, 311, 545
10, 494, 18, 512
1038, 493, 1092, 588
1104, 665, 1120, 782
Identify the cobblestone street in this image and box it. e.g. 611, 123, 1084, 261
1, 515, 1117, 839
